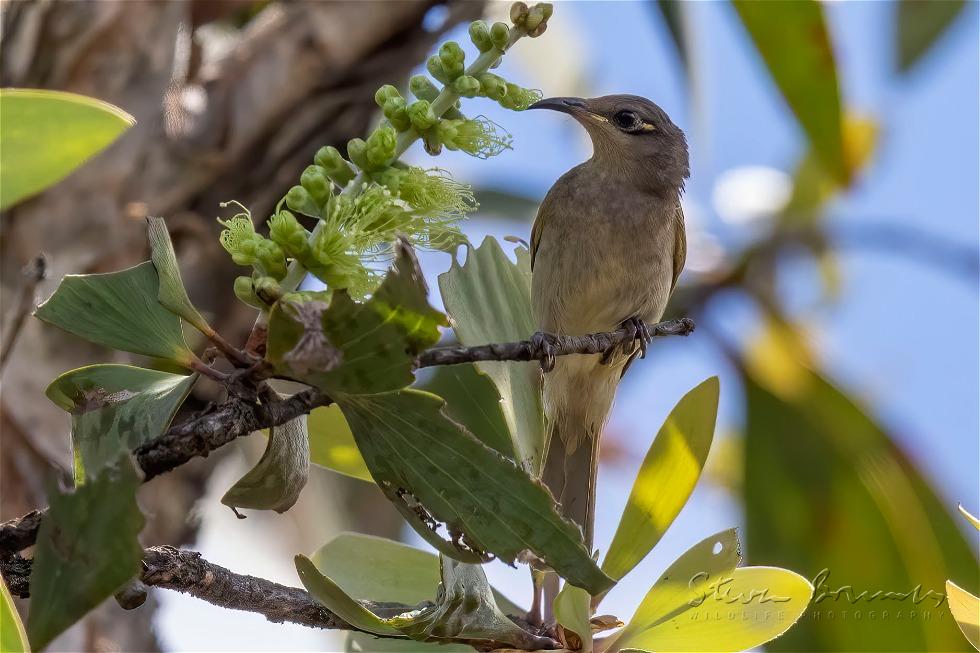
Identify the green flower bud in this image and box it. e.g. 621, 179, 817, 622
422, 131, 443, 156
346, 137, 372, 171
437, 118, 512, 159
477, 73, 507, 100
524, 5, 545, 30
426, 55, 450, 85
468, 21, 492, 52
498, 83, 543, 110
285, 185, 320, 217
218, 215, 259, 266
314, 146, 356, 186
374, 84, 401, 108
538, 2, 554, 20
300, 165, 332, 206
452, 75, 481, 98
438, 41, 465, 80
409, 75, 440, 102
268, 209, 309, 258
528, 20, 548, 37
366, 124, 397, 168
253, 275, 282, 305
490, 22, 510, 49
255, 239, 287, 280
383, 96, 412, 131
233, 276, 265, 309
510, 2, 529, 25
408, 100, 438, 131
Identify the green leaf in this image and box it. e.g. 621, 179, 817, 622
35, 261, 194, 364
311, 532, 522, 614
27, 457, 144, 651
308, 405, 373, 482
553, 584, 593, 653
741, 344, 979, 651
946, 580, 980, 650
295, 554, 403, 637
731, 0, 848, 183
959, 505, 980, 531
389, 557, 540, 650
45, 364, 196, 483
0, 89, 134, 210
438, 237, 544, 472
146, 216, 212, 335
221, 412, 309, 513
337, 389, 613, 595
1, 576, 29, 653
896, 0, 967, 72
267, 240, 446, 393
611, 529, 813, 653
345, 633, 472, 652
420, 363, 514, 458
602, 377, 718, 583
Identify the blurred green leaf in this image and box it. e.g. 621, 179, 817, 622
959, 505, 980, 531
896, 0, 967, 72
468, 188, 539, 222
295, 555, 403, 637
731, 0, 848, 183
345, 633, 472, 652
45, 364, 195, 483
553, 584, 592, 652
438, 237, 544, 473
420, 363, 514, 458
146, 216, 212, 335
308, 405, 373, 482
945, 580, 980, 650
337, 389, 613, 595
267, 241, 446, 393
1, 576, 28, 653
610, 529, 813, 653
27, 457, 144, 651
312, 532, 522, 613
651, 0, 689, 71
0, 89, 134, 210
222, 412, 309, 513
35, 262, 194, 365
742, 340, 979, 651
602, 377, 718, 583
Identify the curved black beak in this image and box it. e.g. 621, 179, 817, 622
528, 96, 586, 114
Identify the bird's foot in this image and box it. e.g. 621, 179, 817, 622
601, 316, 652, 365
530, 331, 559, 372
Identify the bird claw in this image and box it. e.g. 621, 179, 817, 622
602, 316, 652, 364
530, 331, 559, 372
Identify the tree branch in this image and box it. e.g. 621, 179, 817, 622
0, 318, 694, 555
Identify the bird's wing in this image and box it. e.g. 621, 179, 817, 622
529, 195, 551, 270
670, 202, 687, 295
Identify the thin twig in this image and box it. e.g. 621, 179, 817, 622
0, 254, 47, 372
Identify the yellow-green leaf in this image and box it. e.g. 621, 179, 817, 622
308, 405, 373, 482
731, 0, 847, 183
1, 576, 28, 653
222, 413, 309, 514
946, 580, 980, 651
602, 377, 718, 582
295, 554, 403, 637
959, 505, 979, 531
0, 89, 134, 210
897, 0, 967, 72
553, 584, 593, 652
147, 216, 211, 335
35, 261, 194, 364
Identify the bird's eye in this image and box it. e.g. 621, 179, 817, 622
613, 110, 639, 131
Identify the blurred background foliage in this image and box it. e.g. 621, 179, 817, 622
1, 1, 977, 651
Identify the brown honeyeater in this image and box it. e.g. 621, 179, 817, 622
528, 95, 689, 549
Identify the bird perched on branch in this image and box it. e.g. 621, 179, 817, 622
529, 95, 689, 551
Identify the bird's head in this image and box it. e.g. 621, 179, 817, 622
529, 94, 689, 194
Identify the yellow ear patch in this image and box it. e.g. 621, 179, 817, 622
585, 112, 609, 124
640, 122, 657, 132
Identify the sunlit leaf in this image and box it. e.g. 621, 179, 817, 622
554, 584, 592, 652
611, 529, 813, 653
742, 331, 978, 651
731, 0, 848, 183
345, 633, 472, 652
896, 0, 967, 72
312, 532, 521, 613
295, 554, 403, 637
308, 405, 373, 482
1, 576, 28, 653
45, 364, 196, 483
146, 216, 211, 334
337, 389, 613, 595
959, 505, 980, 531
222, 412, 309, 513
438, 237, 544, 472
946, 580, 980, 651
0, 89, 134, 210
27, 457, 144, 651
267, 241, 446, 393
602, 377, 718, 582
35, 261, 194, 364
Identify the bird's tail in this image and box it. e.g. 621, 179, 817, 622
540, 355, 621, 548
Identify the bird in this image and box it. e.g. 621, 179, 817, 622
528, 95, 690, 552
